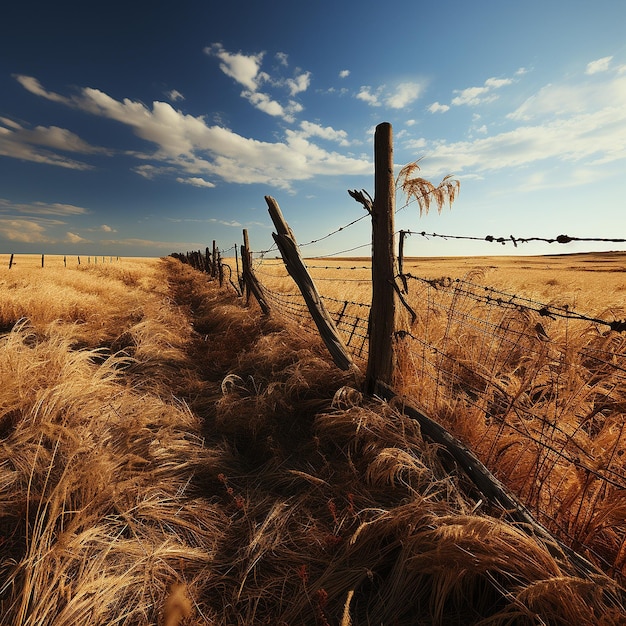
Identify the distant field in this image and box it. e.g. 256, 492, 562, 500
0, 253, 157, 270
243, 251, 626, 315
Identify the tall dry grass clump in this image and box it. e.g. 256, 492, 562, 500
1, 255, 625, 624
391, 269, 626, 581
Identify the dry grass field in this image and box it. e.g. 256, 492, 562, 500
251, 252, 626, 313
1, 253, 626, 625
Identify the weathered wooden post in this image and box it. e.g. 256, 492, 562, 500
218, 249, 224, 287
212, 240, 218, 277
241, 231, 250, 302
41, 254, 45, 268
365, 122, 397, 394
241, 229, 270, 314
266, 195, 356, 372
235, 243, 244, 295
8, 254, 14, 269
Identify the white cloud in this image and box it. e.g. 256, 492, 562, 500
205, 44, 311, 122
0, 216, 68, 243
16, 78, 371, 190
22, 125, 109, 154
404, 137, 427, 150
398, 59, 626, 189
100, 224, 115, 232
385, 82, 423, 109
204, 43, 265, 91
13, 75, 69, 104
356, 86, 382, 106
451, 76, 514, 106
176, 176, 216, 188
339, 70, 350, 79
286, 71, 311, 96
508, 74, 626, 121
586, 56, 613, 75
166, 89, 185, 102
65, 231, 89, 244
420, 104, 626, 178
0, 116, 97, 170
428, 102, 450, 114
356, 82, 424, 109
209, 218, 242, 227
298, 121, 350, 146
241, 90, 286, 118
0, 117, 22, 130
0, 198, 89, 216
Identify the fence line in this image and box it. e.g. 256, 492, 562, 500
172, 123, 626, 585
2, 253, 121, 269
176, 241, 626, 578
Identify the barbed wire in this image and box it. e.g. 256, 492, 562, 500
306, 264, 370, 270
402, 230, 626, 247
405, 274, 626, 333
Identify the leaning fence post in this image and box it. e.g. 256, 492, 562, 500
9, 254, 14, 269
366, 122, 397, 394
241, 229, 270, 314
266, 195, 356, 372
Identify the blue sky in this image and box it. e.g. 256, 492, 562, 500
1, 0, 625, 258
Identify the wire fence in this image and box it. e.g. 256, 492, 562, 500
175, 197, 626, 582
242, 236, 626, 581
1, 253, 121, 269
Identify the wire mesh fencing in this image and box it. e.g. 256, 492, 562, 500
251, 254, 626, 579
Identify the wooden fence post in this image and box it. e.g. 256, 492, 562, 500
235, 244, 244, 295
212, 240, 218, 277
241, 229, 270, 314
41, 254, 45, 268
218, 249, 224, 287
9, 254, 14, 269
266, 195, 356, 372
365, 122, 397, 394
241, 231, 250, 302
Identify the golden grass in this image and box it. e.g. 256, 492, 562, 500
244, 252, 626, 582
1, 255, 625, 624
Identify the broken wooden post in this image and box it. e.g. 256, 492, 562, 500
365, 122, 397, 394
241, 229, 270, 314
266, 195, 356, 372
